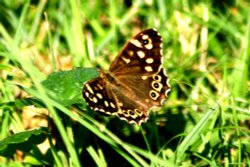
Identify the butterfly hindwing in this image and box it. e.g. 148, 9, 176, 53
83, 77, 118, 115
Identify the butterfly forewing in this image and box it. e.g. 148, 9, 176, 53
109, 29, 162, 74
82, 29, 171, 125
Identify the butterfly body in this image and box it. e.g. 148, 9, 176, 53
83, 29, 171, 125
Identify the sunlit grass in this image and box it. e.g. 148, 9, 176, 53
0, 0, 249, 166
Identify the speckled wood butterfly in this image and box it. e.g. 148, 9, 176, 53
82, 29, 171, 125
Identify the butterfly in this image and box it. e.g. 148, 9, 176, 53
82, 29, 170, 125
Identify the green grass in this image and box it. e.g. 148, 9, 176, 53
0, 0, 249, 166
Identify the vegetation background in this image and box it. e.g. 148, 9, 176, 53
0, 0, 249, 166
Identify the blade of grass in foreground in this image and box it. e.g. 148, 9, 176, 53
170, 104, 219, 164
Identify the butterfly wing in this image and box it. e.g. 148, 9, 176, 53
109, 29, 170, 113
83, 77, 150, 124
83, 29, 171, 125
109, 29, 162, 74
83, 77, 118, 115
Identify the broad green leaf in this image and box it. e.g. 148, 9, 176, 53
0, 128, 47, 157
41, 68, 99, 106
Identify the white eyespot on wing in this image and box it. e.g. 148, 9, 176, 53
128, 110, 138, 119
134, 109, 144, 116
137, 51, 145, 58
151, 81, 163, 92
92, 97, 98, 103
104, 100, 109, 107
144, 66, 153, 72
149, 90, 160, 100
97, 84, 103, 89
118, 102, 123, 107
152, 74, 162, 82
121, 57, 131, 64
106, 111, 112, 115
128, 50, 134, 57
110, 102, 116, 108
85, 92, 90, 97
130, 39, 142, 48
146, 58, 154, 64
141, 76, 148, 80
85, 84, 94, 94
96, 93, 103, 99
99, 108, 105, 112
145, 43, 153, 50
142, 34, 149, 40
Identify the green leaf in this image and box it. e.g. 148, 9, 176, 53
41, 68, 99, 106
0, 68, 99, 110
0, 128, 47, 157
